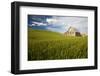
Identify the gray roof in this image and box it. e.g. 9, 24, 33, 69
67, 26, 79, 32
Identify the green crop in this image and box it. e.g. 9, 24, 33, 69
28, 28, 88, 61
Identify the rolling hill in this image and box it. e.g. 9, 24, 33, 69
28, 28, 88, 61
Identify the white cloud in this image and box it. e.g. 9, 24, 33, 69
32, 24, 36, 26
46, 18, 58, 24
46, 16, 88, 34
32, 21, 47, 26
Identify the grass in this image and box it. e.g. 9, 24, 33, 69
28, 28, 88, 61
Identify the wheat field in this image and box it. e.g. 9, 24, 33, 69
28, 28, 88, 61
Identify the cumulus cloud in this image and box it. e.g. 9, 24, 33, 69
31, 21, 47, 26
47, 18, 58, 24
46, 16, 88, 34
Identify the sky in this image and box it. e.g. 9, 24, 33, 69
28, 15, 88, 34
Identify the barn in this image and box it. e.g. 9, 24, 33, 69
64, 26, 81, 36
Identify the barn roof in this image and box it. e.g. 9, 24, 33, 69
67, 26, 79, 32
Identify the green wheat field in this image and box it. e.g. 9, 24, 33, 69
28, 28, 88, 61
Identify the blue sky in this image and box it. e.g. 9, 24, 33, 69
28, 15, 88, 34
